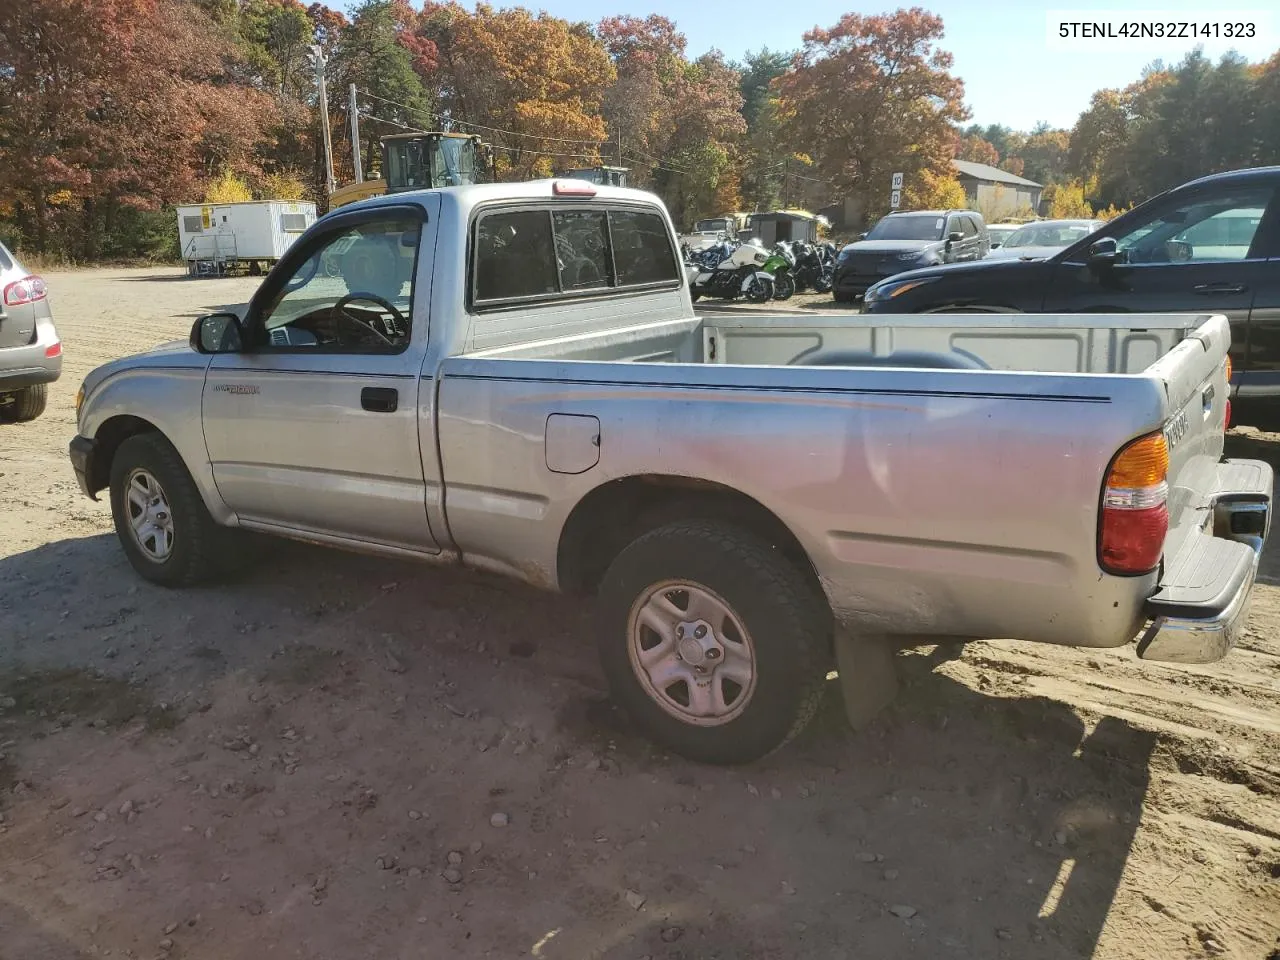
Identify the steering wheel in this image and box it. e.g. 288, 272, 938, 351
333, 292, 404, 348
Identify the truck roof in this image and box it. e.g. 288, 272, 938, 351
336, 180, 668, 219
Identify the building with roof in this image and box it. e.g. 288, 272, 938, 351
951, 159, 1043, 219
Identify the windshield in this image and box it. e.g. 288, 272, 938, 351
694, 219, 728, 233
1004, 222, 1098, 249
866, 215, 943, 242
432, 137, 476, 187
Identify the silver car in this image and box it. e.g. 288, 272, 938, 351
0, 239, 61, 421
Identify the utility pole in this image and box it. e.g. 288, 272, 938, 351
311, 45, 335, 196
348, 84, 362, 183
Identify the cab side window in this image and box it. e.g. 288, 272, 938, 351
474, 211, 559, 301
472, 204, 679, 308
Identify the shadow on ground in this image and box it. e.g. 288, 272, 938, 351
0, 526, 1157, 959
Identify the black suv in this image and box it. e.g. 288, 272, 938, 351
860, 167, 1280, 406
832, 209, 988, 302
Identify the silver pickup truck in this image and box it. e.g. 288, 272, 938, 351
68, 181, 1272, 764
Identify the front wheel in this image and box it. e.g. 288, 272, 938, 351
814, 268, 833, 294
773, 272, 796, 301
744, 275, 773, 304
596, 520, 830, 765
109, 433, 237, 586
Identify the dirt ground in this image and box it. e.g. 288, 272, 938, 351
1, 266, 1278, 960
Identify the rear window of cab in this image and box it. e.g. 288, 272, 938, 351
471, 205, 680, 308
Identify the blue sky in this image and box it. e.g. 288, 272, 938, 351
344, 1, 1276, 130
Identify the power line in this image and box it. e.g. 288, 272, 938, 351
358, 109, 604, 162
357, 88, 613, 147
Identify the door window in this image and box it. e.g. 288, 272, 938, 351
1114, 189, 1273, 264
257, 216, 419, 352
959, 216, 978, 238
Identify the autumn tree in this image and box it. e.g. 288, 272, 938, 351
900, 169, 966, 210
333, 0, 433, 176
737, 48, 791, 209
956, 134, 999, 166
1067, 88, 1129, 184
597, 13, 686, 177
1017, 126, 1070, 185
660, 51, 747, 224
1044, 179, 1093, 218
0, 0, 278, 259
774, 8, 967, 226
412, 3, 613, 180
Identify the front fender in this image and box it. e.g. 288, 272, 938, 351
740, 271, 773, 292
76, 364, 234, 523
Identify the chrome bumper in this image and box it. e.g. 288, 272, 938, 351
1137, 458, 1272, 664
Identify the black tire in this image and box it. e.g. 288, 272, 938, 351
596, 520, 830, 765
745, 276, 773, 304
109, 432, 235, 587
0, 384, 48, 422
815, 269, 833, 294
773, 273, 796, 301
832, 290, 853, 304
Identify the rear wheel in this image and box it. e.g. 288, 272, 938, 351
832, 290, 853, 304
814, 269, 833, 294
109, 433, 237, 586
0, 384, 48, 422
596, 520, 830, 765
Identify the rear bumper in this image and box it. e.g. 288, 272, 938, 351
1137, 458, 1272, 664
0, 318, 62, 390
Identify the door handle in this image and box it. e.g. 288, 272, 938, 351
361, 386, 398, 413
1193, 282, 1247, 295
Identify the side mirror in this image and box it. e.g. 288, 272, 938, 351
190, 312, 245, 354
947, 231, 964, 243
1087, 237, 1122, 268
990, 241, 1002, 249
858, 232, 868, 241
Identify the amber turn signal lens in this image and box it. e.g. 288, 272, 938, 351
1106, 433, 1168, 489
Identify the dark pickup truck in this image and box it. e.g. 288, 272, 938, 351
860, 167, 1280, 415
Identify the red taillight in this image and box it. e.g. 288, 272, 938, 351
1100, 432, 1169, 575
45, 342, 62, 358
1225, 398, 1232, 429
3, 275, 47, 307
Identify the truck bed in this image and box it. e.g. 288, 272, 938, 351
438, 312, 1232, 649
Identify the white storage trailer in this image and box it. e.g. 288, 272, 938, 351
176, 200, 317, 276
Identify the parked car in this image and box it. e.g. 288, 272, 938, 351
986, 218, 1105, 259
69, 180, 1270, 765
832, 209, 988, 302
0, 239, 61, 422
986, 223, 1022, 248
861, 166, 1280, 410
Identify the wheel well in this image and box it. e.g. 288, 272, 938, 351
87, 415, 160, 495
557, 475, 822, 598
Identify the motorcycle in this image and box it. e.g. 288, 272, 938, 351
760, 242, 797, 301
790, 240, 834, 294
688, 238, 775, 303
